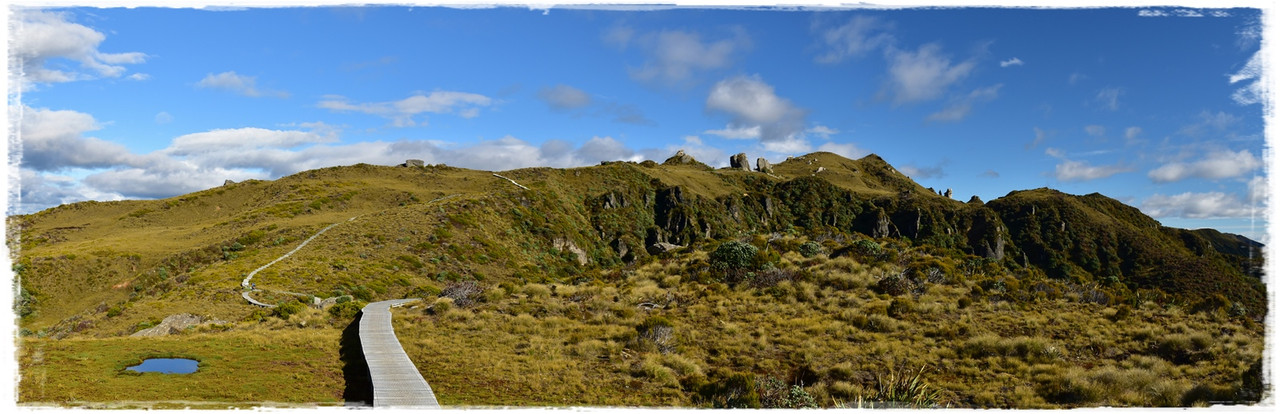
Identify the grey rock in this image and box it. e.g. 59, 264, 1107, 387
730, 153, 751, 171
223, 179, 236, 186
756, 157, 773, 174
131, 313, 227, 337
553, 237, 590, 265
649, 242, 685, 254
944, 188, 953, 199
399, 159, 425, 167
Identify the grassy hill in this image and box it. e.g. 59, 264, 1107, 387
10, 151, 1267, 407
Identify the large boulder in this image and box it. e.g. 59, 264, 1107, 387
756, 157, 773, 174
399, 159, 425, 167
730, 153, 751, 171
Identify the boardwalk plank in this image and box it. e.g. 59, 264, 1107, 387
360, 299, 440, 409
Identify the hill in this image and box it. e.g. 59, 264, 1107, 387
10, 151, 1267, 408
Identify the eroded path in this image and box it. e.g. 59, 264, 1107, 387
359, 299, 440, 408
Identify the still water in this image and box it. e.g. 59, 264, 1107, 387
126, 358, 198, 374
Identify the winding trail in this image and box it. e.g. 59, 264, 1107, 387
360, 299, 440, 408
241, 216, 358, 289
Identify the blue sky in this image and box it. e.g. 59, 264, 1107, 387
5, 3, 1271, 242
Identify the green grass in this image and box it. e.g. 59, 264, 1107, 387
18, 328, 346, 407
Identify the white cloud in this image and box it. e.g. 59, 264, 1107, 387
1095, 87, 1123, 111
18, 106, 143, 171
165, 128, 335, 156
318, 91, 493, 127
1085, 125, 1106, 137
706, 75, 807, 143
1027, 127, 1048, 150
927, 84, 1001, 122
155, 111, 173, 124
815, 15, 895, 63
1179, 110, 1241, 137
622, 28, 749, 85
885, 43, 977, 105
1147, 149, 1262, 183
11, 10, 147, 88
127, 73, 150, 81
1140, 191, 1261, 219
704, 125, 762, 140
196, 71, 289, 98
1053, 159, 1131, 182
1124, 126, 1141, 140
817, 142, 868, 159
537, 84, 592, 110
602, 25, 635, 49
806, 125, 838, 139
1045, 147, 1130, 181
999, 57, 1024, 67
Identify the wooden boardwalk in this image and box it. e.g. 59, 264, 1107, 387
360, 299, 440, 408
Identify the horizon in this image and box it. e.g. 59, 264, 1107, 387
5, 2, 1271, 243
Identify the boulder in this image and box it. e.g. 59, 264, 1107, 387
648, 242, 685, 255
730, 153, 751, 171
399, 159, 425, 167
756, 157, 773, 174
944, 188, 953, 199
666, 150, 695, 164
223, 179, 236, 186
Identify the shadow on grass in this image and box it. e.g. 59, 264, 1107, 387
340, 311, 372, 406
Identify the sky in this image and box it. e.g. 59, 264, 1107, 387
3, 1, 1273, 242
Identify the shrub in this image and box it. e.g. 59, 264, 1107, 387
328, 300, 364, 319
887, 296, 915, 318
696, 370, 761, 408
758, 376, 818, 408
440, 281, 483, 307
863, 366, 943, 408
710, 241, 758, 282
798, 241, 823, 258
273, 300, 305, 319
636, 316, 675, 354
876, 272, 915, 296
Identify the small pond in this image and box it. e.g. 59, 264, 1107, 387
126, 358, 199, 374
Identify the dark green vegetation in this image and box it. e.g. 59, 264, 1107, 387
11, 152, 1266, 407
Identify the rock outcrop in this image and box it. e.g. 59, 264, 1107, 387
944, 188, 953, 199
131, 314, 227, 337
399, 159, 425, 167
756, 157, 773, 174
223, 179, 236, 186
553, 237, 590, 265
665, 150, 695, 164
730, 153, 751, 171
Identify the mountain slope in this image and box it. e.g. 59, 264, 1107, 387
11, 152, 1265, 338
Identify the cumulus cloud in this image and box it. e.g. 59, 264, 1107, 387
706, 75, 807, 143
318, 91, 493, 127
704, 125, 762, 140
155, 111, 174, 124
884, 43, 977, 105
196, 71, 289, 98
1085, 125, 1106, 137
18, 106, 143, 171
814, 15, 895, 63
1147, 149, 1262, 183
1140, 191, 1262, 219
999, 57, 1024, 67
164, 127, 336, 157
927, 84, 1001, 122
1178, 110, 1241, 136
11, 10, 147, 88
616, 27, 750, 85
537, 84, 592, 110
1046, 147, 1131, 181
1095, 87, 1123, 111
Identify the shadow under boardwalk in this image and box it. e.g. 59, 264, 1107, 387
340, 312, 372, 406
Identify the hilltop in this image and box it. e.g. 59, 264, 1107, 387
11, 151, 1267, 408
